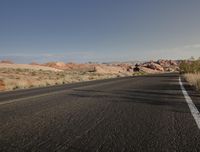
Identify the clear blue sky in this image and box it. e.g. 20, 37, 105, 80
0, 0, 200, 63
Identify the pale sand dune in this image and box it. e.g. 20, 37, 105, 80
94, 64, 129, 74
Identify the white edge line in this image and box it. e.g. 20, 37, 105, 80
179, 77, 200, 129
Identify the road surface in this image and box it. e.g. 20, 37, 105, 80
1, 73, 200, 152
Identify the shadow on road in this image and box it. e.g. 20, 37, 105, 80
69, 79, 191, 114
67, 74, 200, 114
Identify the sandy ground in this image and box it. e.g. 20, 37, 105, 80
0, 63, 62, 72
0, 64, 133, 91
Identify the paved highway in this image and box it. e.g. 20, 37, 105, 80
1, 73, 200, 152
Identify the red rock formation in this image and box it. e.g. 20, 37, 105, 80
0, 80, 5, 91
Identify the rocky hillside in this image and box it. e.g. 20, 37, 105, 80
38, 60, 179, 74
139, 60, 179, 73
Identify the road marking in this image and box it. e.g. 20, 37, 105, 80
179, 77, 200, 129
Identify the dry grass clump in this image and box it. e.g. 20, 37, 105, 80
184, 73, 200, 90
180, 60, 200, 90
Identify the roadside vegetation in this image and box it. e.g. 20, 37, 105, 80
0, 68, 119, 91
180, 60, 200, 90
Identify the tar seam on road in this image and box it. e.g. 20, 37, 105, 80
179, 77, 200, 129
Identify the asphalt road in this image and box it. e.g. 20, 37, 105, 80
1, 73, 200, 152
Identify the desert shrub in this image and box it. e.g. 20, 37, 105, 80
180, 60, 200, 73
180, 60, 200, 90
